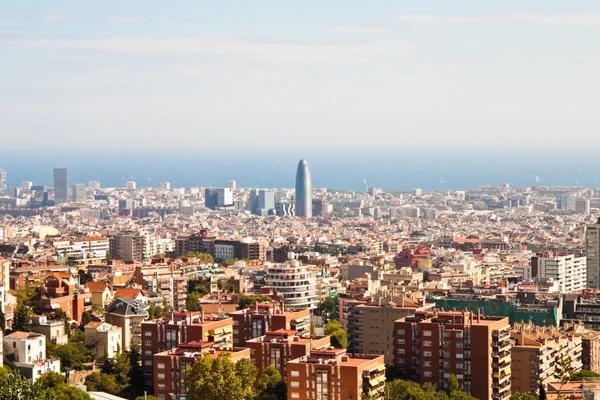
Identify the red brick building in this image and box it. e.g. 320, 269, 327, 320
230, 302, 311, 346
153, 341, 250, 399
394, 310, 511, 400
286, 349, 385, 400
246, 329, 330, 377
141, 312, 232, 389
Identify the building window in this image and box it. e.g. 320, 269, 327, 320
290, 381, 300, 388
397, 339, 405, 345
291, 393, 300, 399
397, 329, 405, 335
157, 384, 165, 390
144, 341, 152, 347
423, 340, 432, 347
157, 363, 165, 369
157, 373, 165, 380
144, 331, 152, 337
290, 371, 300, 378
423, 331, 432, 337
424, 371, 432, 377
424, 351, 432, 357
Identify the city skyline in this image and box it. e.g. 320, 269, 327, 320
2, 1, 600, 152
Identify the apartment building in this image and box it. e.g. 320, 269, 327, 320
286, 349, 386, 400
246, 329, 330, 377
134, 263, 186, 309
394, 310, 511, 400
230, 302, 310, 346
349, 294, 435, 365
38, 272, 91, 322
153, 342, 250, 400
264, 261, 318, 311
105, 297, 149, 351
586, 220, 600, 289
511, 322, 583, 393
50, 237, 109, 261
532, 251, 587, 293
109, 232, 143, 262
141, 312, 233, 389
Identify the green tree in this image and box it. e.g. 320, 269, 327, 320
0, 309, 6, 333
237, 295, 270, 310
85, 372, 120, 395
188, 280, 209, 296
186, 291, 203, 311
324, 320, 348, 349
570, 369, 600, 381
317, 296, 337, 319
510, 393, 537, 400
539, 382, 547, 400
554, 355, 576, 398
147, 304, 165, 319
184, 353, 257, 400
136, 396, 160, 400
78, 270, 93, 285
126, 348, 145, 399
80, 311, 91, 328
37, 371, 92, 400
13, 303, 32, 331
256, 365, 287, 400
0, 371, 53, 400
186, 252, 214, 264
56, 342, 94, 371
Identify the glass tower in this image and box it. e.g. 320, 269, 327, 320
295, 159, 312, 218
53, 168, 68, 204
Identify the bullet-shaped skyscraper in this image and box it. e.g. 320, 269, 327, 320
295, 159, 312, 218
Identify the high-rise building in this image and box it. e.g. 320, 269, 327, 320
21, 181, 32, 190
295, 159, 312, 218
586, 219, 600, 289
287, 349, 386, 400
87, 181, 101, 190
510, 322, 582, 394
531, 251, 587, 293
71, 184, 86, 202
394, 310, 511, 400
53, 168, 68, 204
159, 182, 170, 190
126, 181, 136, 190
0, 169, 6, 191
264, 261, 317, 310
348, 295, 435, 366
255, 189, 276, 215
205, 187, 233, 210
227, 180, 237, 190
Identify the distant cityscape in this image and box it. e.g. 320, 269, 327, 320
2, 160, 600, 399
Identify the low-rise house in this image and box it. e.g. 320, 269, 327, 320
4, 331, 60, 381
30, 315, 68, 345
84, 321, 122, 358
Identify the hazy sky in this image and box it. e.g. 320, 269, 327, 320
1, 0, 600, 152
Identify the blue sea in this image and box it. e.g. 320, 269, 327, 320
0, 148, 597, 191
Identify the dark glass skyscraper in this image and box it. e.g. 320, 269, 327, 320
53, 168, 68, 204
295, 159, 312, 218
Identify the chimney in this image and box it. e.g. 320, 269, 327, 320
477, 308, 481, 323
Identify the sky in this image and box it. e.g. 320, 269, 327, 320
1, 1, 600, 153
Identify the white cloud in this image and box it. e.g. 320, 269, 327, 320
42, 14, 68, 21
326, 26, 391, 34
0, 35, 412, 62
510, 13, 600, 26
397, 14, 490, 24
109, 17, 145, 23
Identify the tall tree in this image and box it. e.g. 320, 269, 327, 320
324, 320, 348, 349
256, 365, 287, 400
184, 353, 257, 400
13, 303, 32, 331
554, 355, 577, 398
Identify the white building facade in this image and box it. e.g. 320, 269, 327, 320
264, 261, 318, 310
